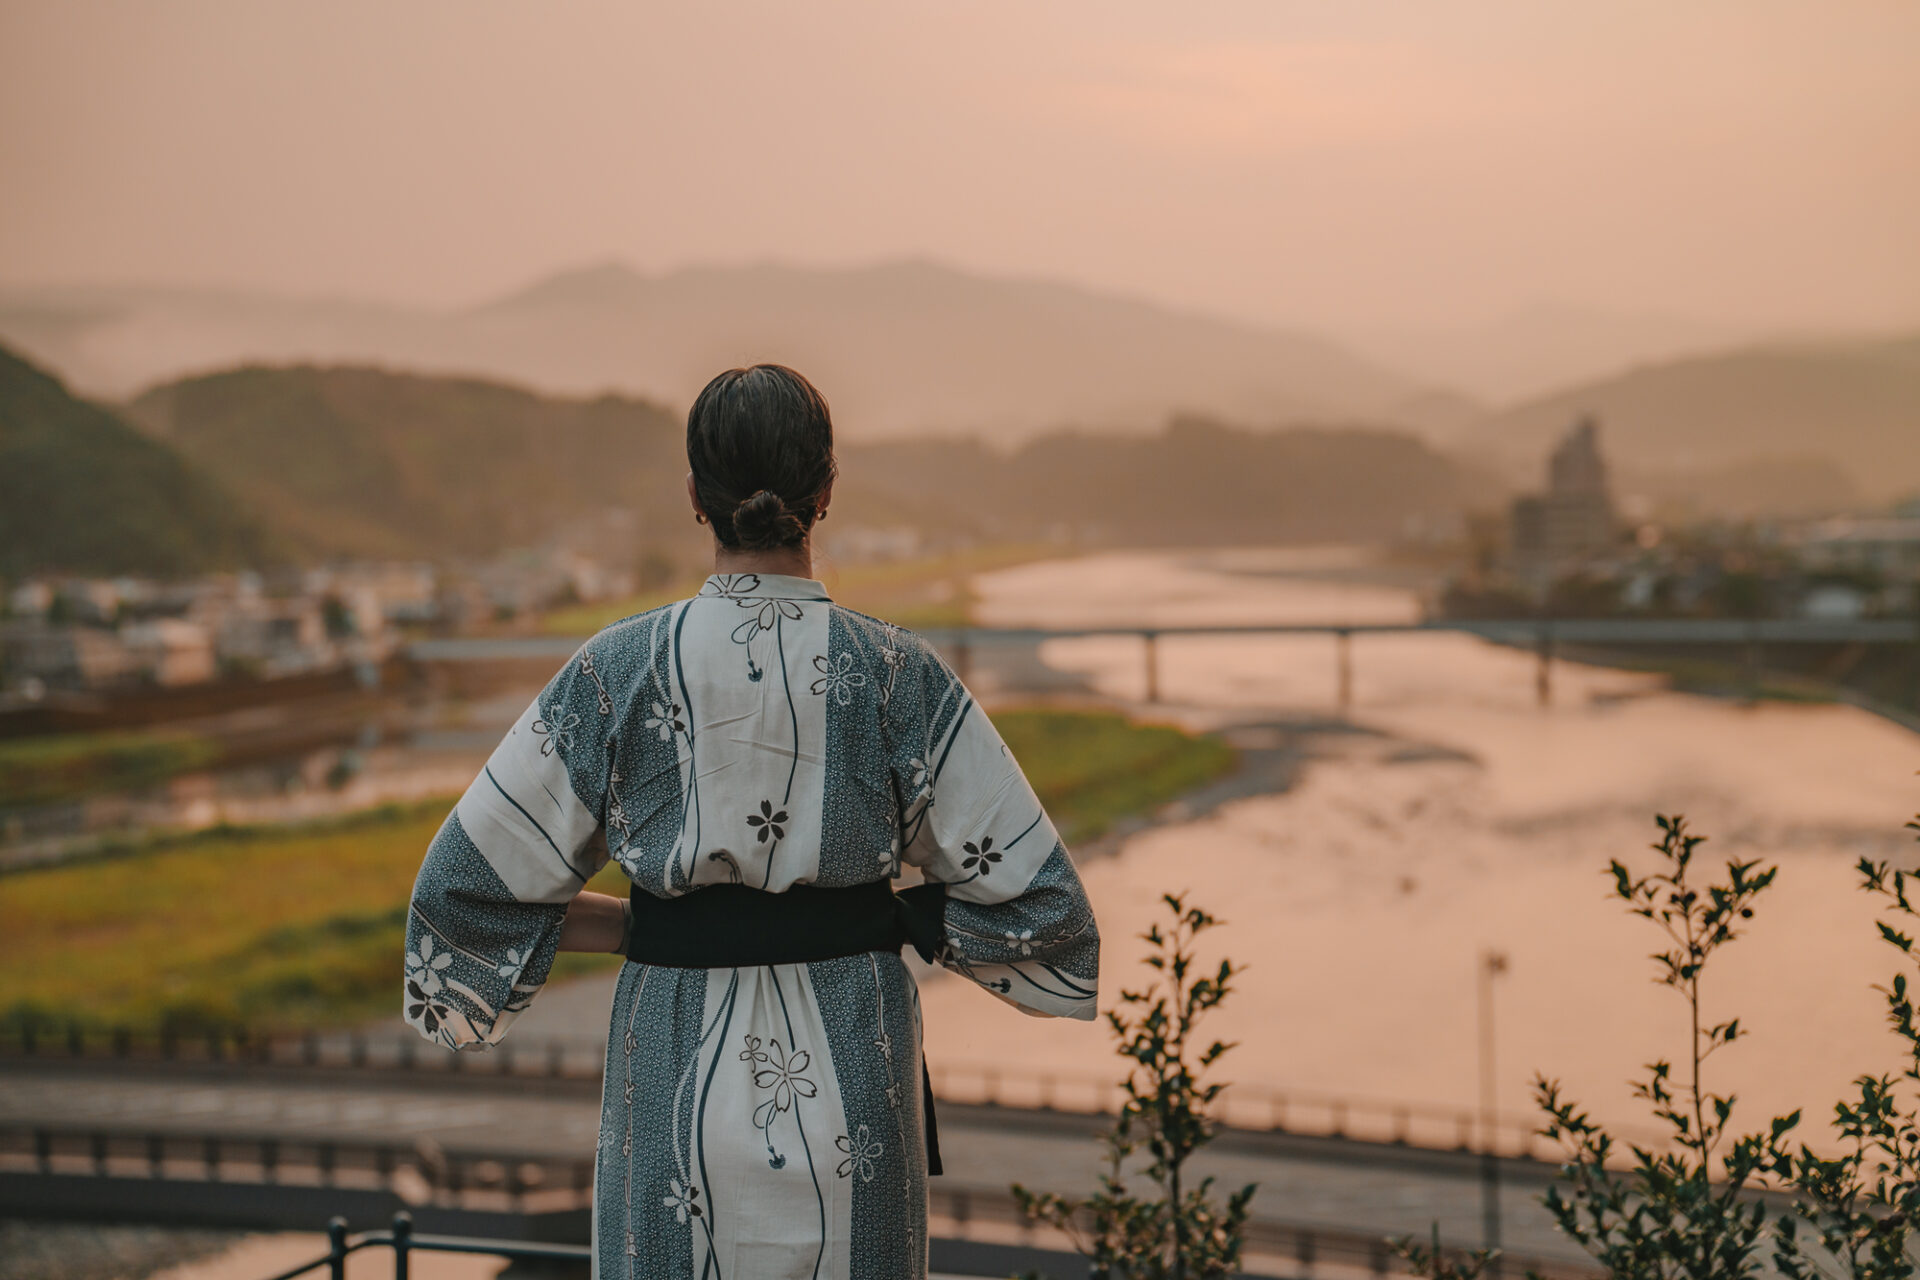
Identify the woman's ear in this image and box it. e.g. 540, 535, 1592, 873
815, 477, 834, 521
686, 472, 709, 526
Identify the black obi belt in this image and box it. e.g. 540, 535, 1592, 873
626, 878, 949, 1175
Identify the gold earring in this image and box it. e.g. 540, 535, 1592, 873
695, 513, 708, 525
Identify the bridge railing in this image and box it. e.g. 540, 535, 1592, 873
1, 1020, 1666, 1161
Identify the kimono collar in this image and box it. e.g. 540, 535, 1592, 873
698, 572, 833, 602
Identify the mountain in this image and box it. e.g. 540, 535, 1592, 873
1461, 337, 1920, 500
0, 344, 266, 578
126, 366, 685, 561
1349, 303, 1762, 405
0, 261, 1460, 441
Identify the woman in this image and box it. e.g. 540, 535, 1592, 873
402, 364, 1100, 1278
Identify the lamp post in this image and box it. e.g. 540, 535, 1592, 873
1479, 948, 1509, 1273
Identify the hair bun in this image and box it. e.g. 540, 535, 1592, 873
731, 489, 806, 550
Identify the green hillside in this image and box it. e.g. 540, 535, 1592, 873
1465, 337, 1920, 499
128, 365, 687, 560
838, 416, 1499, 544
0, 344, 266, 578
123, 363, 1495, 561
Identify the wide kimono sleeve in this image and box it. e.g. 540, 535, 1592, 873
402, 648, 612, 1050
889, 637, 1099, 1020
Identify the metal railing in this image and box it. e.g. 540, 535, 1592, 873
2, 1022, 1664, 1161
262, 1213, 589, 1280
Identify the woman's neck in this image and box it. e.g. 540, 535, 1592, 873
712, 541, 815, 581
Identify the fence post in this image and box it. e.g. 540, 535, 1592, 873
326, 1216, 349, 1280
954, 632, 972, 687
147, 1133, 164, 1178
390, 1211, 413, 1280
1143, 631, 1160, 703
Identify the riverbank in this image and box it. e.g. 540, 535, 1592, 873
3, 705, 1232, 1036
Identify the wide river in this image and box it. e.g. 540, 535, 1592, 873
913, 548, 1920, 1146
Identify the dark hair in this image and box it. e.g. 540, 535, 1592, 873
686, 364, 836, 551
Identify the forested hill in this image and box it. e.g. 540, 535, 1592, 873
0, 344, 267, 578
117, 363, 1491, 561
837, 418, 1499, 545
127, 366, 687, 560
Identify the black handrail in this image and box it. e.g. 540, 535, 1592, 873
260, 1212, 589, 1280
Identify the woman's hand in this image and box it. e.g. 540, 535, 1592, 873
558, 890, 630, 954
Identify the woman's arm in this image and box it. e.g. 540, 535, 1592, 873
558, 890, 630, 954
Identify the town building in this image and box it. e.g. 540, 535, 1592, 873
1509, 416, 1618, 595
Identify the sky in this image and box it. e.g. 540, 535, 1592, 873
2, 1, 1917, 334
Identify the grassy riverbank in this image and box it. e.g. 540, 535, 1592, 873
0, 728, 224, 808
4, 706, 1231, 1035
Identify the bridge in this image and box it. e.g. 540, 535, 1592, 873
409, 616, 1920, 710
0, 1025, 1606, 1279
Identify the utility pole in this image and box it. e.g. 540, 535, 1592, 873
1479, 949, 1509, 1275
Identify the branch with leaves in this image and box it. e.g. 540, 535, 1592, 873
1534, 814, 1797, 1280
1014, 892, 1257, 1280
1768, 819, 1920, 1280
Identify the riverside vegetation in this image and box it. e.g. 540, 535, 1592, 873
1403, 811, 1920, 1280
2, 707, 1232, 1036
1014, 893, 1257, 1280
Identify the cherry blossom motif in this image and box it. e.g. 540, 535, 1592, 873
738, 1034, 769, 1067
750, 1039, 819, 1131
907, 756, 932, 797
746, 800, 788, 844
835, 1125, 884, 1182
406, 935, 454, 995
879, 829, 900, 868
663, 1178, 703, 1224
404, 977, 451, 1035
1005, 928, 1035, 956
495, 947, 527, 978
730, 596, 804, 644
961, 836, 1002, 876
699, 574, 761, 598
532, 710, 579, 757
643, 701, 685, 742
809, 652, 868, 705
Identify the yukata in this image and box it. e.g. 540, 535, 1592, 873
402, 572, 1101, 1278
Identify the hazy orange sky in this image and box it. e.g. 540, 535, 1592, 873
3, 1, 1916, 333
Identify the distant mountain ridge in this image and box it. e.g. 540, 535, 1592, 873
0, 344, 267, 577
1463, 336, 1920, 499
0, 260, 1465, 441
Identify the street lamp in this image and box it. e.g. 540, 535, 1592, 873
1479, 948, 1509, 1273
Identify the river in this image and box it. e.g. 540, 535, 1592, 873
917, 548, 1920, 1146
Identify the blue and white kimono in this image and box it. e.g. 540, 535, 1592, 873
403, 573, 1100, 1278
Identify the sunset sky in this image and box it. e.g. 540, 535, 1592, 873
3, 1, 1916, 335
